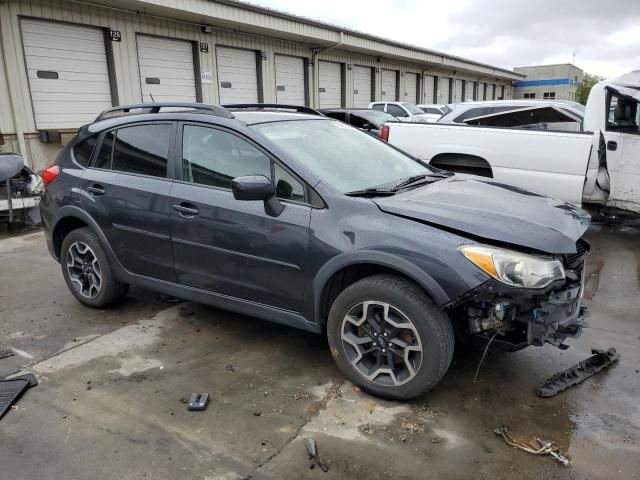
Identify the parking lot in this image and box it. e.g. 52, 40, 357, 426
0, 218, 638, 480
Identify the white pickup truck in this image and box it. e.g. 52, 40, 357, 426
384, 71, 640, 213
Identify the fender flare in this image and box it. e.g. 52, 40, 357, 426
311, 250, 450, 325
51, 206, 129, 278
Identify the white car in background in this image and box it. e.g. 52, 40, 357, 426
381, 70, 640, 213
417, 104, 451, 120
368, 102, 437, 123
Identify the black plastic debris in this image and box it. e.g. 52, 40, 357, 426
0, 373, 38, 420
187, 392, 209, 411
537, 348, 620, 397
305, 438, 329, 472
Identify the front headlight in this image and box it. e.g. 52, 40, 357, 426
459, 245, 565, 289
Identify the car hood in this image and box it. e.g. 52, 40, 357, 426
373, 176, 590, 253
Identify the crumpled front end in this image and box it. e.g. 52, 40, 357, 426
449, 239, 590, 350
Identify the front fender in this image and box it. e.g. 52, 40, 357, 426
311, 250, 451, 325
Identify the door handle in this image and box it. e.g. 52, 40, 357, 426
86, 184, 105, 196
173, 203, 199, 218
607, 141, 618, 151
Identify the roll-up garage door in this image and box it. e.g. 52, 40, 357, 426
439, 77, 450, 103
465, 80, 476, 101
453, 79, 464, 102
275, 55, 305, 105
21, 18, 112, 129
423, 75, 435, 103
479, 82, 487, 100
216, 46, 259, 104
498, 85, 505, 100
382, 69, 398, 101
404, 73, 418, 103
489, 84, 496, 100
318, 61, 342, 108
353, 65, 372, 108
137, 35, 197, 103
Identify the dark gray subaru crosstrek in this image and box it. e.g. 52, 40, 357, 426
40, 103, 591, 400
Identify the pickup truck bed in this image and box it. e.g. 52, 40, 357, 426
386, 122, 594, 206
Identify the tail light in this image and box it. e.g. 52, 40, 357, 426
42, 164, 60, 188
380, 125, 389, 142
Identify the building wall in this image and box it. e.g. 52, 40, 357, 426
513, 64, 584, 102
0, 0, 518, 170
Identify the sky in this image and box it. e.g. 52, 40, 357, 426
247, 0, 640, 78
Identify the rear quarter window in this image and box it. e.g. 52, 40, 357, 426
72, 136, 98, 167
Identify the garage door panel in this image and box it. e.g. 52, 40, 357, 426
382, 69, 397, 101
217, 46, 259, 104
275, 55, 305, 105
30, 91, 112, 103
33, 101, 114, 115
139, 66, 196, 81
422, 75, 434, 103
405, 73, 417, 103
439, 78, 450, 103
137, 35, 197, 103
318, 61, 342, 108
353, 65, 372, 108
24, 56, 108, 75
21, 18, 112, 129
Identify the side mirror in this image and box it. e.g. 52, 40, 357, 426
231, 175, 284, 217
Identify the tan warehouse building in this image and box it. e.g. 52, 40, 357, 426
0, 0, 523, 169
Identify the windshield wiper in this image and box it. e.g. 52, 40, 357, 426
392, 173, 448, 191
345, 187, 396, 197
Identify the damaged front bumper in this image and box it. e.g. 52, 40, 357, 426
449, 256, 587, 350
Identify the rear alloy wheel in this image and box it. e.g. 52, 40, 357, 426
327, 275, 454, 400
60, 227, 128, 308
66, 242, 102, 299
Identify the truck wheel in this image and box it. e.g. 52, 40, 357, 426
327, 275, 454, 400
60, 227, 128, 308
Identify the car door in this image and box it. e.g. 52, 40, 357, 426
602, 90, 640, 210
80, 122, 177, 281
169, 122, 312, 312
386, 104, 410, 122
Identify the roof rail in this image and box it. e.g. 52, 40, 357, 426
95, 102, 234, 121
222, 104, 324, 116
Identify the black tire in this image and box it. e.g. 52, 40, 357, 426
60, 227, 128, 308
327, 275, 454, 400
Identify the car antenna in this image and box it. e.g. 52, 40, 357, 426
149, 93, 156, 102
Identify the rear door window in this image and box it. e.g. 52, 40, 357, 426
92, 124, 171, 179
111, 125, 171, 178
73, 136, 98, 167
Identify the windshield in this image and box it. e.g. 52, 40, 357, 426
254, 120, 432, 193
401, 103, 424, 114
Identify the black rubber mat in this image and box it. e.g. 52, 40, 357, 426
0, 377, 29, 420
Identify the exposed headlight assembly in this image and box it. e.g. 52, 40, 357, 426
459, 245, 565, 289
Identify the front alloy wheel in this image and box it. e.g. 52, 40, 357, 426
341, 301, 423, 386
327, 275, 454, 400
66, 241, 102, 298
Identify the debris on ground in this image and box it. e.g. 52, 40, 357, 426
158, 295, 182, 304
494, 426, 569, 467
305, 438, 329, 472
325, 384, 343, 400
225, 364, 235, 374
0, 349, 15, 360
187, 393, 209, 411
537, 348, 620, 397
284, 392, 309, 400
0, 373, 38, 420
